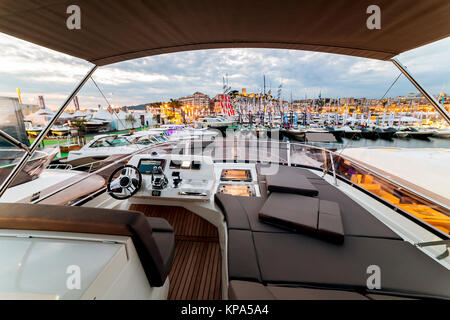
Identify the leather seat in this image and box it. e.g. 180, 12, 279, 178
147, 217, 174, 232
228, 281, 415, 300
226, 230, 450, 299
228, 280, 368, 300
259, 192, 320, 233
219, 166, 450, 299
258, 193, 344, 243
309, 180, 401, 239
265, 166, 319, 196
0, 203, 175, 287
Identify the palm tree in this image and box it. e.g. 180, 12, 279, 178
70, 117, 87, 145
229, 90, 239, 99
125, 114, 137, 129
169, 98, 181, 109
70, 118, 87, 135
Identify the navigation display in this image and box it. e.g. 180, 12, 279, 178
138, 159, 166, 174
218, 184, 255, 197
220, 169, 252, 182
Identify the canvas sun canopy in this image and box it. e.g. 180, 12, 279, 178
0, 0, 449, 66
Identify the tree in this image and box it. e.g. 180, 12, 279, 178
70, 118, 87, 135
125, 114, 137, 129
229, 90, 239, 99
169, 98, 181, 109
69, 117, 87, 145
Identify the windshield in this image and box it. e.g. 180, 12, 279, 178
0, 34, 449, 239
89, 136, 131, 148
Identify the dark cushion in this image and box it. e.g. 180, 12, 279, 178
228, 280, 275, 300
147, 217, 174, 232
229, 280, 368, 300
214, 194, 251, 230
366, 294, 416, 300
253, 232, 450, 299
215, 194, 288, 233
259, 192, 319, 233
318, 200, 344, 243
152, 231, 175, 278
265, 166, 319, 196
228, 229, 261, 282
267, 285, 368, 300
310, 181, 401, 240
0, 203, 174, 287
257, 164, 324, 181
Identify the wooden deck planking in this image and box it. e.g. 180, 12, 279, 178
130, 204, 221, 300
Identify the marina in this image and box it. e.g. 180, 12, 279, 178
0, 0, 449, 305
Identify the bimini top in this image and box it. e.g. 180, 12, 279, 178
0, 0, 449, 66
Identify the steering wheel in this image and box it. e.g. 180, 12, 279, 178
107, 165, 142, 200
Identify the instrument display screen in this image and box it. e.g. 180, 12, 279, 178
218, 184, 254, 197
138, 159, 166, 174
220, 169, 252, 182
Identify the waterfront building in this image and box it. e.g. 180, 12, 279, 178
177, 92, 210, 109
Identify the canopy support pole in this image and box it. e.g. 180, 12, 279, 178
0, 130, 31, 153
391, 58, 450, 125
0, 65, 98, 197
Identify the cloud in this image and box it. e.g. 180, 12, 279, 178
0, 32, 449, 110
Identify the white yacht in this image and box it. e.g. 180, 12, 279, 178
433, 128, 450, 139
0, 0, 449, 302
66, 134, 144, 167
0, 148, 105, 205
196, 116, 235, 130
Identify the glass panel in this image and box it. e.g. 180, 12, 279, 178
0, 97, 30, 148
334, 155, 450, 235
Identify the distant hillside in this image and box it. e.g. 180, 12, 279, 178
122, 102, 163, 111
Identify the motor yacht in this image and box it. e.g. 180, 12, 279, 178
433, 128, 450, 139
0, 148, 105, 205
342, 126, 362, 140
0, 0, 449, 302
50, 124, 71, 136
407, 127, 437, 140
24, 121, 44, 137
66, 134, 143, 167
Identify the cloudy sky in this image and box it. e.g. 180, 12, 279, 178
0, 32, 449, 110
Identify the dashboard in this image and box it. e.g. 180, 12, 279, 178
138, 159, 166, 174
124, 154, 261, 201
128, 154, 215, 200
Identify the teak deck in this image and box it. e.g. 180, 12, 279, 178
130, 204, 222, 300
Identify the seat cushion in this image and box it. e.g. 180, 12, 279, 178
147, 217, 174, 232
215, 194, 288, 233
266, 285, 368, 300
265, 166, 319, 196
259, 192, 319, 233
228, 229, 261, 282
252, 232, 450, 298
310, 181, 401, 240
318, 200, 344, 243
214, 194, 251, 230
228, 280, 275, 300
228, 280, 368, 300
152, 231, 175, 279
